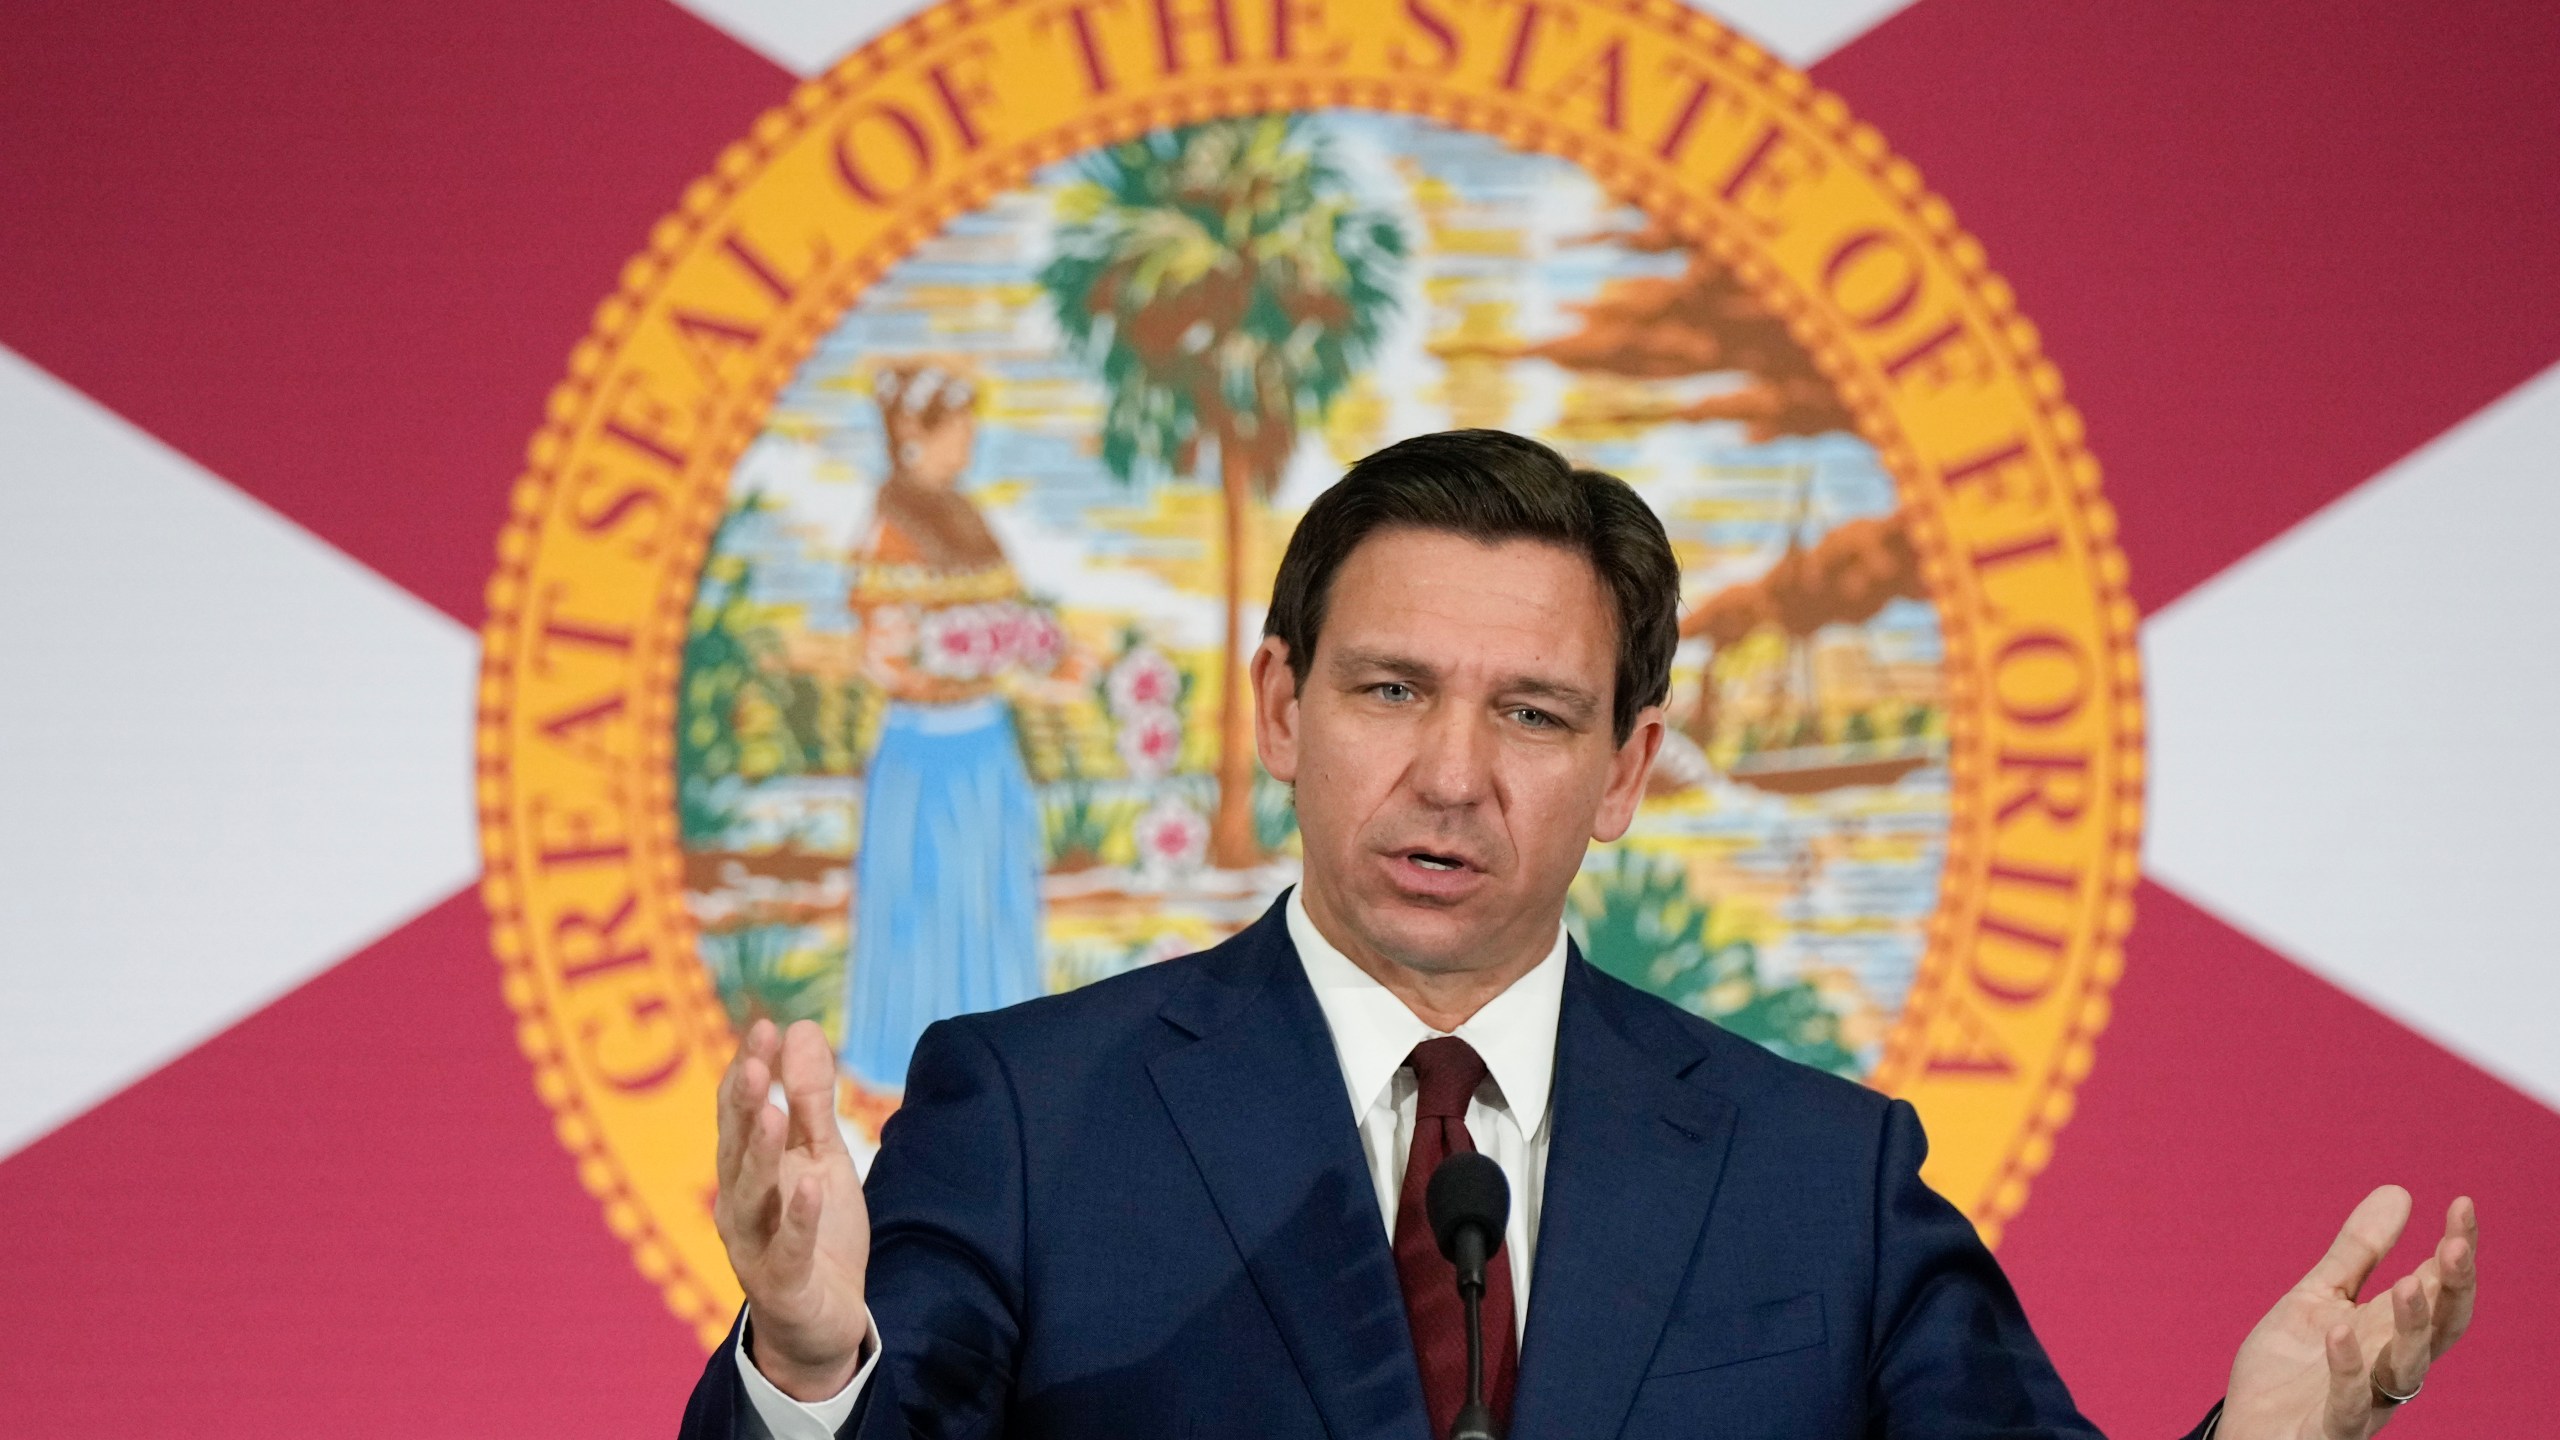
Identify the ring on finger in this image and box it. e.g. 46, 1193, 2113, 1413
2371, 1376, 2421, 1408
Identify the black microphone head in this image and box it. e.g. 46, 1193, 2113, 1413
1425, 1151, 1510, 1263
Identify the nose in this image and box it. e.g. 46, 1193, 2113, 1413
1407, 701, 1492, 810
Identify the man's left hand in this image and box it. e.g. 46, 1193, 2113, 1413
2219, 1186, 2479, 1440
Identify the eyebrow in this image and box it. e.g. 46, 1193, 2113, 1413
1503, 676, 1604, 725
1326, 646, 1604, 724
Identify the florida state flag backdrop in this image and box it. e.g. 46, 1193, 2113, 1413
3, 0, 2555, 1432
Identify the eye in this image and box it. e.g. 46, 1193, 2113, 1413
1373, 682, 1416, 704
1512, 707, 1557, 728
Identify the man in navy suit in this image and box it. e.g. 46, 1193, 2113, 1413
684, 431, 2479, 1440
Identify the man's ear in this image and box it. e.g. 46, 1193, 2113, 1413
1250, 636, 1302, 784
1591, 704, 1666, 844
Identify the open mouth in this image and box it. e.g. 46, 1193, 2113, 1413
1406, 851, 1467, 872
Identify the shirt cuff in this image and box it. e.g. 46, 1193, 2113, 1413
736, 1305, 880, 1440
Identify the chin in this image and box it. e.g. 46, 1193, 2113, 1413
1357, 900, 1506, 976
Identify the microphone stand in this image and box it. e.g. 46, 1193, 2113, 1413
1448, 1219, 1499, 1440
1429, 1151, 1509, 1440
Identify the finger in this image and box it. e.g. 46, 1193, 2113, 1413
2430, 1196, 2478, 1354
779, 1020, 847, 1159
730, 1015, 779, 1085
768, 1172, 824, 1283
2322, 1322, 2370, 1440
720, 1021, 779, 1130
2302, 1185, 2413, 1300
734, 1099, 790, 1250
2373, 1274, 2432, 1399
715, 1022, 779, 1191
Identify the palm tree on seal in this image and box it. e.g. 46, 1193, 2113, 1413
1041, 115, 1406, 869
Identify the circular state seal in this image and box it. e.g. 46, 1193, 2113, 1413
478, 0, 2142, 1346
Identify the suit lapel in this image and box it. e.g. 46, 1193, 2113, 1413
1148, 903, 1430, 1440
1511, 954, 1737, 1440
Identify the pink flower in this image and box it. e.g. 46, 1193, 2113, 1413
960, 609, 1003, 665
986, 609, 1026, 656
1005, 607, 1064, 673
1134, 796, 1209, 873
917, 605, 1004, 679
1114, 704, 1183, 781
1106, 646, 1182, 716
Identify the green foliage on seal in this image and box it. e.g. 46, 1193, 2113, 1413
1570, 849, 1862, 1079
700, 924, 833, 1033
1041, 114, 1405, 869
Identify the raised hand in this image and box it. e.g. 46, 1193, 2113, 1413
2219, 1187, 2479, 1440
712, 1018, 875, 1401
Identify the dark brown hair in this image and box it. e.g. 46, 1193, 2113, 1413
1263, 429, 1679, 745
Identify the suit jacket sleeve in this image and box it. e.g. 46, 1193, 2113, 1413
679, 1017, 1029, 1440
1866, 1097, 2102, 1439
1862, 1100, 2226, 1440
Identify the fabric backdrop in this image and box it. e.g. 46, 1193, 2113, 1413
2, 0, 2554, 1434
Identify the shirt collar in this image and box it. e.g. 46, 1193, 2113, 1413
1287, 885, 1566, 1139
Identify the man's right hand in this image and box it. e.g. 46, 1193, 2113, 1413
714, 1018, 874, 1401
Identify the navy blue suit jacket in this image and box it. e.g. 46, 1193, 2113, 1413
683, 896, 2214, 1439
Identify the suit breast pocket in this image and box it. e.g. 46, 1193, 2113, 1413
1643, 1291, 1827, 1379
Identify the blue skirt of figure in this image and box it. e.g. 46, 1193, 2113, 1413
840, 695, 1045, 1090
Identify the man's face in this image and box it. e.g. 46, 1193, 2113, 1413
1253, 527, 1664, 979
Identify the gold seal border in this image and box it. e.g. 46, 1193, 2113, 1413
479, 0, 2142, 1340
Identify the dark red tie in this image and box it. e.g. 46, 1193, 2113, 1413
1394, 1037, 1518, 1439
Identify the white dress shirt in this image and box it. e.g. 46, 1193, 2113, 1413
737, 888, 1570, 1438
1287, 885, 1565, 1332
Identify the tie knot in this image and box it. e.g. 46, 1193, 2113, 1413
1405, 1036, 1489, 1120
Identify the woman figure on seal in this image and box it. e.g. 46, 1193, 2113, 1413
838, 360, 1063, 1123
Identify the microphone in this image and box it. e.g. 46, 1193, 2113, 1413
1426, 1152, 1510, 1440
